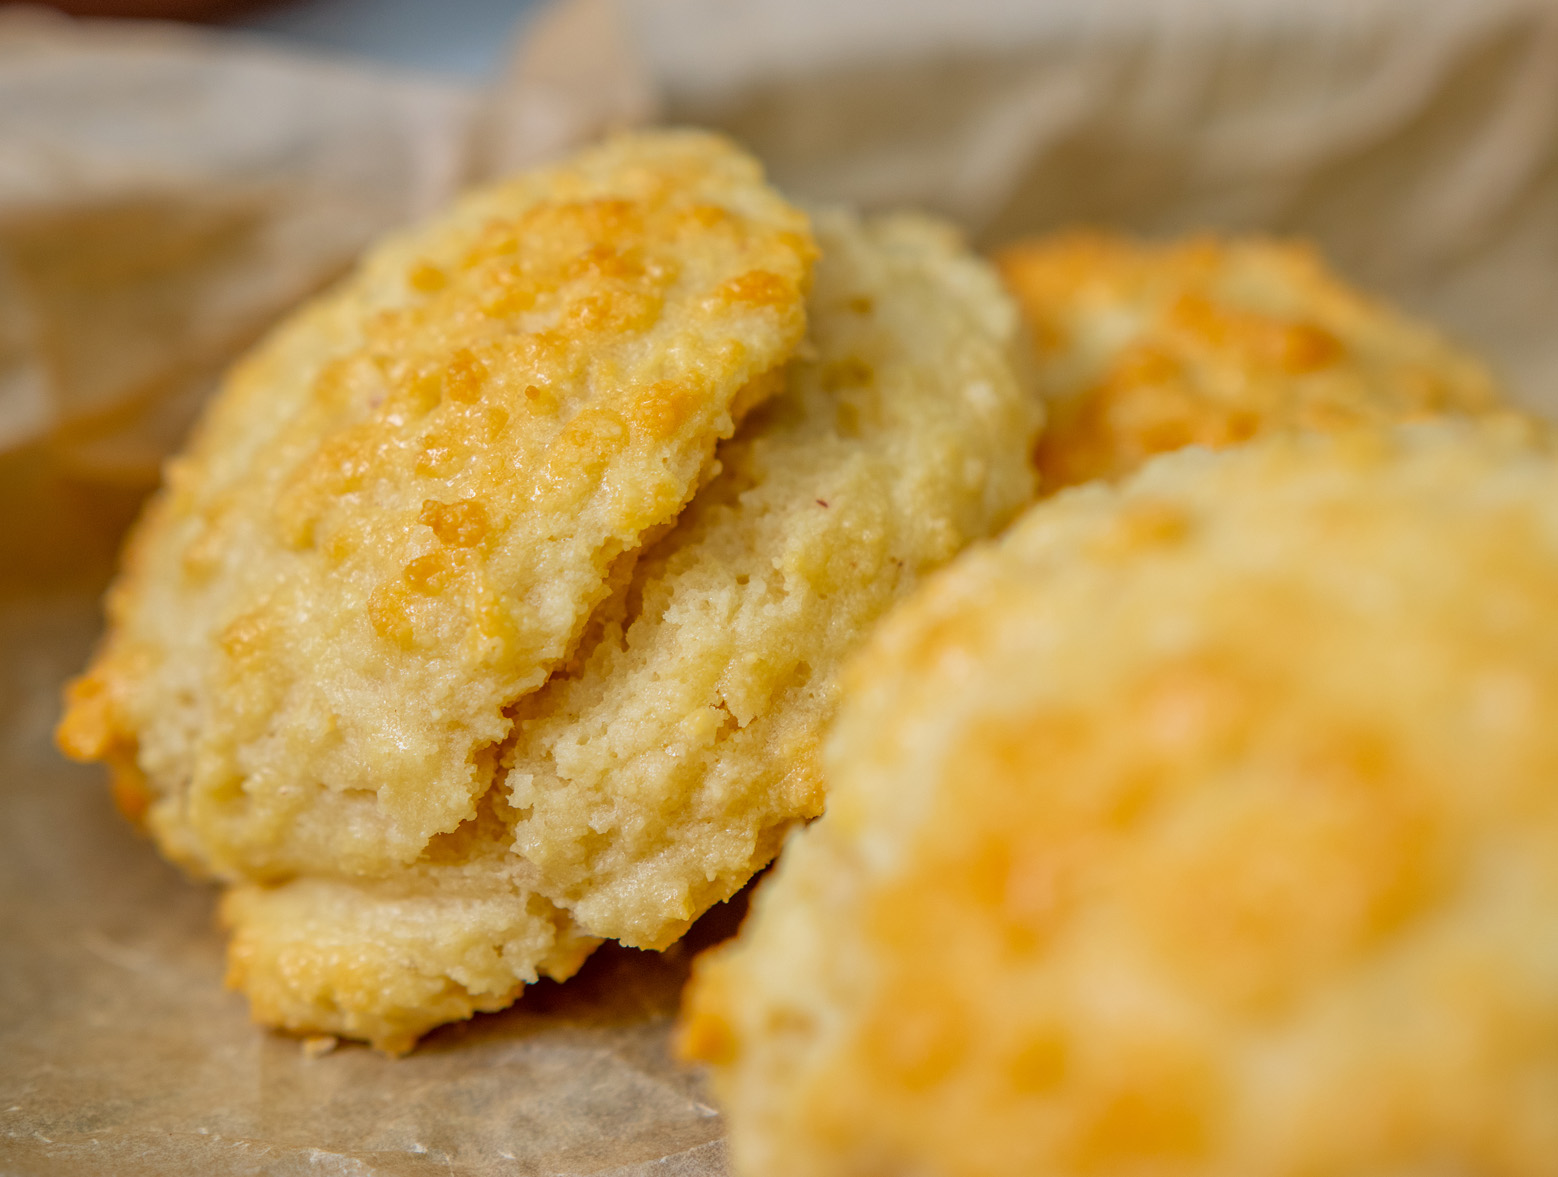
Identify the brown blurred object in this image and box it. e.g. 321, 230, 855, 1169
21, 0, 261, 21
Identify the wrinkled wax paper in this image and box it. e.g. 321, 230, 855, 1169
5, 0, 1558, 1173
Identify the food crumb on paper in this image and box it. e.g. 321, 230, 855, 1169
301, 1035, 339, 1059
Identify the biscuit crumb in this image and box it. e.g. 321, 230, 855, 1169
300, 1035, 338, 1059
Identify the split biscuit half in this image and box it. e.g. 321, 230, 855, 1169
223, 207, 1040, 1050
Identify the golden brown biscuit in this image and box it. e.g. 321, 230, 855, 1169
996, 232, 1500, 491
503, 209, 1039, 950
684, 420, 1558, 1177
221, 795, 599, 1053
58, 130, 816, 882
195, 207, 1041, 1050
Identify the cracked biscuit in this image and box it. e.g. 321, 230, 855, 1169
58, 130, 816, 883
90, 199, 1040, 1051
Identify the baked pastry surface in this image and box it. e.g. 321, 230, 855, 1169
996, 232, 1500, 491
66, 173, 1040, 1049
58, 130, 817, 882
684, 420, 1558, 1177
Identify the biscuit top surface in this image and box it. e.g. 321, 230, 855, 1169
685, 420, 1558, 1177
59, 130, 815, 880
996, 232, 1500, 491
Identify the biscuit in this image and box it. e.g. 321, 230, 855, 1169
221, 795, 599, 1053
683, 420, 1558, 1177
191, 207, 1041, 1050
996, 232, 1500, 490
503, 208, 1039, 950
57, 130, 816, 882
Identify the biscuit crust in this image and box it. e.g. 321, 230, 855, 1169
222, 880, 596, 1055
685, 422, 1558, 1177
58, 131, 816, 881
220, 796, 598, 1054
214, 208, 1040, 1050
505, 209, 1040, 949
996, 232, 1500, 491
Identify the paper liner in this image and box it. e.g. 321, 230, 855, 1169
5, 1, 1558, 1172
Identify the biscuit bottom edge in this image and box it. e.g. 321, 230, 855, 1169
221, 874, 600, 1055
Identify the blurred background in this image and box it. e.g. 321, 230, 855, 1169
27, 0, 544, 77
3, 0, 1556, 589
232, 0, 543, 76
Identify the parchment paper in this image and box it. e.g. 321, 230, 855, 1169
5, 1, 1558, 1173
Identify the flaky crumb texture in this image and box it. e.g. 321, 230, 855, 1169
504, 208, 1039, 949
